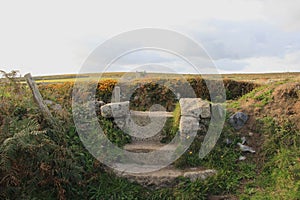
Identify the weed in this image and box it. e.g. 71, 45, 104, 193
241, 117, 300, 199
254, 89, 273, 107
228, 100, 241, 109
98, 117, 131, 147
240, 85, 268, 101
1, 70, 297, 199
87, 173, 146, 200
161, 103, 180, 143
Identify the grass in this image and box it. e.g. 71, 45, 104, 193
240, 85, 268, 101
0, 74, 257, 199
240, 118, 300, 199
253, 89, 274, 107
228, 100, 241, 109
98, 117, 131, 147
161, 102, 181, 143
1, 70, 300, 199
228, 85, 274, 109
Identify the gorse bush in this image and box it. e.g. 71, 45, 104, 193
41, 78, 258, 112
129, 82, 177, 111
2, 70, 295, 199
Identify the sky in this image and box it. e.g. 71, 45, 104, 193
1, 0, 300, 76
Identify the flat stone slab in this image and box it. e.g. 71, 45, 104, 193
179, 116, 200, 136
124, 142, 177, 153
183, 169, 216, 182
179, 98, 211, 118
130, 111, 173, 118
112, 164, 216, 189
100, 101, 129, 118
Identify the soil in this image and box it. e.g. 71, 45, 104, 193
226, 80, 300, 197
234, 82, 300, 128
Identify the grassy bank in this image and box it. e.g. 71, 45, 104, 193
0, 71, 299, 199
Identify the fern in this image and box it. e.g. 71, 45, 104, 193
0, 119, 84, 199
1, 119, 45, 170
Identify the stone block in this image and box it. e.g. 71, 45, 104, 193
179, 116, 199, 136
100, 101, 129, 118
179, 98, 210, 118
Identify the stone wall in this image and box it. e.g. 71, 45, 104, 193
100, 98, 216, 187
100, 98, 212, 139
179, 98, 211, 138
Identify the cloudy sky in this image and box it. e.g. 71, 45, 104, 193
1, 0, 300, 75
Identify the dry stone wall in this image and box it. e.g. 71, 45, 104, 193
100, 98, 212, 139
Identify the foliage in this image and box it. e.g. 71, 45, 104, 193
253, 89, 274, 107
0, 118, 85, 200
160, 103, 181, 143
257, 117, 300, 157
98, 117, 131, 147
240, 118, 300, 199
40, 78, 259, 112
240, 85, 268, 101
129, 81, 178, 111
96, 79, 118, 103
0, 71, 84, 199
87, 173, 146, 200
38, 82, 74, 108
3, 70, 297, 199
162, 111, 258, 198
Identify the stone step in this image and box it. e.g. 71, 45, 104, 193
129, 128, 166, 142
111, 163, 216, 189
123, 143, 180, 165
130, 133, 163, 143
130, 111, 173, 117
124, 142, 176, 153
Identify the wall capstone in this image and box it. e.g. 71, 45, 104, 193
100, 101, 130, 118
179, 98, 210, 119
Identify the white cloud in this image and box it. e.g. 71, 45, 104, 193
0, 0, 300, 75
190, 20, 300, 61
215, 51, 300, 74
262, 0, 300, 31
243, 51, 300, 73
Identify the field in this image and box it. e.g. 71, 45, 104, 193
0, 71, 299, 199
28, 72, 300, 84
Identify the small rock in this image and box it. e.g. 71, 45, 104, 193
52, 104, 62, 112
249, 132, 254, 136
237, 142, 255, 153
95, 100, 105, 107
44, 100, 54, 105
44, 100, 62, 112
241, 136, 246, 145
224, 138, 232, 145
239, 156, 247, 161
94, 101, 105, 113
229, 112, 248, 130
